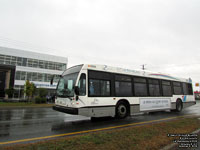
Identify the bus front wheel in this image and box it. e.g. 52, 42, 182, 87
116, 102, 128, 119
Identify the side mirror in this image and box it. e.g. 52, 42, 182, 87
74, 86, 80, 95
50, 75, 55, 85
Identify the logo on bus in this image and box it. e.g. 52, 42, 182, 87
103, 65, 108, 70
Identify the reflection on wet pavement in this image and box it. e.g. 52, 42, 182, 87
0, 101, 199, 144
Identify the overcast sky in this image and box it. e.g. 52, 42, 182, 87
0, 0, 200, 89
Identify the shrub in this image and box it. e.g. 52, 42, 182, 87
35, 96, 47, 104
5, 87, 15, 98
24, 80, 36, 101
37, 88, 48, 98
35, 96, 41, 104
40, 97, 47, 103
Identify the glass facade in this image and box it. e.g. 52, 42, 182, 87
15, 71, 60, 82
13, 85, 24, 98
0, 52, 66, 99
0, 54, 66, 71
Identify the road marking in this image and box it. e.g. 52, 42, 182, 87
0, 114, 194, 145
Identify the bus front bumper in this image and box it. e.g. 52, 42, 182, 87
53, 105, 78, 115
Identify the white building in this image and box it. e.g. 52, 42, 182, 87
0, 46, 68, 99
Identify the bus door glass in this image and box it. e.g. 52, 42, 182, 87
78, 73, 86, 96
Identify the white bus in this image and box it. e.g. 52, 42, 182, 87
52, 64, 196, 119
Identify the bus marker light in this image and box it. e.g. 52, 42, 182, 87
88, 65, 96, 68
113, 98, 116, 100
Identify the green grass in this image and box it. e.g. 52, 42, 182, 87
0, 102, 54, 107
2, 117, 200, 150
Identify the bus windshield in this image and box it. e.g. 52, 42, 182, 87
56, 73, 79, 97
56, 65, 83, 98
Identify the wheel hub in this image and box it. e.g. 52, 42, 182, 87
118, 105, 127, 116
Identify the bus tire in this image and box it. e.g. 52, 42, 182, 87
115, 102, 128, 119
172, 99, 183, 112
176, 99, 183, 112
91, 117, 98, 122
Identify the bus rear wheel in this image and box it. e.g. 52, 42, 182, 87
176, 100, 183, 112
91, 117, 99, 122
116, 102, 128, 119
172, 99, 183, 112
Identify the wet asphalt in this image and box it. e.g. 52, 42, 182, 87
0, 101, 199, 146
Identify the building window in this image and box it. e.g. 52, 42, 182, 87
22, 58, 27, 66
48, 62, 55, 70
27, 72, 32, 81
0, 55, 4, 64
39, 60, 44, 68
5, 55, 11, 64
21, 71, 26, 80
44, 74, 48, 82
54, 75, 60, 82
14, 70, 60, 84
37, 73, 43, 82
32, 72, 38, 81
11, 56, 17, 65
32, 59, 38, 68
44, 61, 48, 69
15, 71, 21, 80
62, 64, 66, 71
28, 59, 33, 67
56, 63, 62, 71
0, 53, 66, 71
47, 74, 52, 82
17, 57, 22, 66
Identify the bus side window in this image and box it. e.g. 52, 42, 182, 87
148, 79, 160, 96
115, 75, 132, 97
89, 79, 110, 96
173, 82, 183, 95
133, 77, 148, 96
182, 83, 189, 95
89, 80, 96, 95
188, 83, 193, 95
162, 80, 172, 96
78, 73, 86, 96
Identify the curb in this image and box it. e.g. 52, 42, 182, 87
160, 128, 200, 150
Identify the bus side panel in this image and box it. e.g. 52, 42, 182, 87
79, 107, 115, 117
182, 95, 196, 109
130, 104, 140, 114
171, 95, 196, 110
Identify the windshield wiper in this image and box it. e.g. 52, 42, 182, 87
58, 89, 73, 98
56, 93, 73, 100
